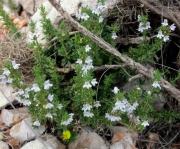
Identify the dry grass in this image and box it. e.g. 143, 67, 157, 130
0, 33, 34, 83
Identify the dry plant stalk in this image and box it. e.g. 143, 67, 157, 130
49, 0, 180, 101
0, 34, 34, 82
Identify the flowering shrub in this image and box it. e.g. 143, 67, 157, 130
0, 2, 179, 141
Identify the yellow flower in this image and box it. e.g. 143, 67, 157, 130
62, 130, 71, 141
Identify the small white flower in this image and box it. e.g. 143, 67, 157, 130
137, 87, 141, 90
83, 81, 92, 89
112, 32, 118, 40
99, 16, 104, 23
82, 103, 92, 111
92, 3, 106, 15
170, 24, 176, 31
45, 103, 54, 109
147, 90, 151, 95
44, 80, 53, 90
33, 120, 41, 127
76, 59, 83, 65
11, 60, 20, 69
31, 83, 40, 92
112, 99, 128, 112
45, 113, 53, 119
137, 15, 141, 21
76, 12, 89, 21
82, 56, 94, 75
85, 56, 93, 64
85, 45, 91, 52
152, 81, 161, 89
83, 111, 94, 117
162, 19, 168, 26
91, 78, 98, 86
138, 22, 151, 33
157, 30, 164, 39
163, 35, 169, 42
2, 68, 10, 76
57, 104, 63, 110
105, 113, 121, 122
145, 22, 151, 30
141, 121, 149, 127
112, 87, 119, 94
94, 101, 101, 108
61, 113, 74, 126
48, 94, 54, 102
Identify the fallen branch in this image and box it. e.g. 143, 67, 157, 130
49, 0, 180, 101
116, 36, 151, 45
57, 64, 126, 73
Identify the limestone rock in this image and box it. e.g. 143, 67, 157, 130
68, 130, 108, 149
10, 118, 45, 142
21, 136, 65, 149
21, 139, 47, 149
41, 134, 65, 149
110, 126, 137, 149
0, 85, 15, 109
1, 108, 29, 126
0, 141, 9, 149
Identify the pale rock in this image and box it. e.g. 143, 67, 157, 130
1, 108, 29, 126
0, 85, 15, 109
21, 136, 65, 149
20, 139, 47, 149
10, 118, 45, 142
110, 142, 134, 149
0, 141, 9, 149
68, 130, 108, 149
17, 0, 44, 15
110, 126, 137, 149
2, 0, 19, 14
41, 134, 66, 149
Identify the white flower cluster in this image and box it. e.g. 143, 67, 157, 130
92, 3, 106, 23
0, 61, 20, 85
75, 12, 90, 21
152, 81, 161, 89
157, 19, 176, 42
106, 87, 139, 122
16, 87, 31, 106
61, 113, 74, 126
76, 45, 94, 76
83, 78, 98, 89
111, 32, 118, 40
112, 99, 139, 114
112, 86, 119, 94
91, 3, 106, 16
105, 113, 121, 122
0, 68, 12, 84
94, 100, 101, 108
137, 15, 151, 33
82, 103, 94, 118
